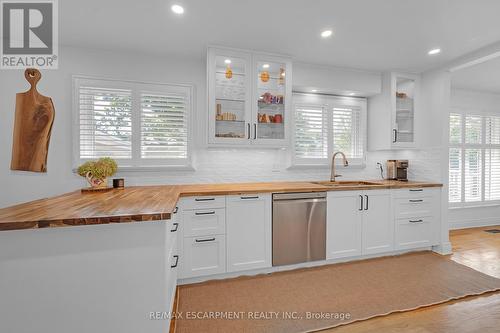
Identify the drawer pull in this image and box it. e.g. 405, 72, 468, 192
171, 223, 179, 232
195, 237, 216, 243
173, 206, 178, 214
195, 198, 215, 202
409, 199, 424, 203
171, 255, 179, 268
195, 211, 216, 216
409, 189, 423, 192
241, 196, 259, 200
409, 219, 424, 223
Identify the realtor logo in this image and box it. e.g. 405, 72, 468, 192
1, 0, 58, 69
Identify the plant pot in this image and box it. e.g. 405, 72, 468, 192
85, 172, 108, 189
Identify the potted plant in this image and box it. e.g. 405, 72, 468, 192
77, 157, 118, 189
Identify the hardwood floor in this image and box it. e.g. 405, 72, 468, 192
322, 226, 500, 333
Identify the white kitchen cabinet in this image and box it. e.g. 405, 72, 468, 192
361, 190, 393, 255
207, 47, 291, 147
182, 235, 226, 277
393, 187, 441, 250
226, 194, 272, 272
181, 208, 226, 237
327, 191, 363, 259
368, 72, 420, 150
327, 190, 393, 259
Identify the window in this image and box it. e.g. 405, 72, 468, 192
293, 94, 366, 166
449, 112, 500, 205
73, 77, 192, 169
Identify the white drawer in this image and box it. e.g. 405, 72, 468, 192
395, 216, 436, 250
393, 187, 438, 199
182, 235, 226, 278
179, 196, 225, 210
182, 208, 226, 237
395, 197, 433, 218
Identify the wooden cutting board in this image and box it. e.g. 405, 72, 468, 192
11, 68, 55, 172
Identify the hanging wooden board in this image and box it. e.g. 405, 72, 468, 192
11, 68, 55, 172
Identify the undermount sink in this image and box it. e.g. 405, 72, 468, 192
312, 181, 384, 187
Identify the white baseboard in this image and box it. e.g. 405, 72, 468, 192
449, 217, 500, 230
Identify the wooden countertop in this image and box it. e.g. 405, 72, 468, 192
0, 180, 442, 231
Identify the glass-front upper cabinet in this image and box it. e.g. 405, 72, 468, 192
208, 48, 252, 144
394, 75, 416, 145
208, 47, 291, 146
253, 55, 291, 145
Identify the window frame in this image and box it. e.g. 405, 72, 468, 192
449, 108, 500, 207
291, 93, 367, 167
72, 75, 194, 171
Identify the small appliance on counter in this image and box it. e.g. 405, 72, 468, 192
386, 160, 409, 181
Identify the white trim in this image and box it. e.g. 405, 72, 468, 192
449, 217, 500, 230
72, 75, 194, 170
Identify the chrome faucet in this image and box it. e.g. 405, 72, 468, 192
330, 151, 349, 182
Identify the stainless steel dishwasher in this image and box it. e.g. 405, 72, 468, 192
272, 192, 326, 266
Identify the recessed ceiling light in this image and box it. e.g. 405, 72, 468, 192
428, 48, 441, 55
311, 89, 318, 92
171, 4, 184, 14
224, 59, 231, 64
262, 64, 270, 69
321, 30, 333, 38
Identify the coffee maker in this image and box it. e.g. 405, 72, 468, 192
386, 160, 409, 181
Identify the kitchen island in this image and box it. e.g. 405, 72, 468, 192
0, 180, 443, 333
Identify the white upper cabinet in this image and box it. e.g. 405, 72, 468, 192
368, 72, 420, 150
207, 47, 292, 147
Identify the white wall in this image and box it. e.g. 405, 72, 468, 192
292, 62, 381, 96
0, 46, 438, 208
448, 88, 500, 229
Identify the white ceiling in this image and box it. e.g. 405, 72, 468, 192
452, 56, 500, 94
60, 0, 500, 72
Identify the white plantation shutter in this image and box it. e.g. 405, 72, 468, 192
294, 105, 328, 159
332, 107, 363, 160
465, 115, 482, 144
293, 94, 366, 165
141, 93, 188, 159
485, 116, 500, 144
485, 149, 500, 201
74, 77, 191, 168
449, 112, 500, 205
449, 148, 462, 203
449, 113, 462, 144
79, 86, 133, 159
464, 149, 482, 202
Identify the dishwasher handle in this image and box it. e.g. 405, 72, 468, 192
273, 198, 326, 205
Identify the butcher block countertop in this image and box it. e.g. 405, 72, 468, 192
0, 180, 442, 231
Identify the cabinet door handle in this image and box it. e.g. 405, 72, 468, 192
247, 123, 251, 139
195, 198, 215, 201
173, 206, 178, 214
359, 195, 364, 211
409, 189, 423, 192
393, 129, 398, 143
365, 195, 369, 210
171, 223, 179, 232
409, 199, 423, 203
253, 124, 257, 140
409, 219, 424, 223
241, 196, 259, 200
195, 237, 216, 243
171, 255, 179, 268
195, 211, 216, 216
